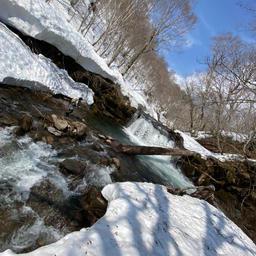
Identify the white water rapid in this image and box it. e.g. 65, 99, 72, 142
0, 114, 193, 253
123, 115, 194, 189
0, 127, 70, 253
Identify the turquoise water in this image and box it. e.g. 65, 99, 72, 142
87, 114, 193, 189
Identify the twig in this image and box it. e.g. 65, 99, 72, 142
31, 104, 49, 122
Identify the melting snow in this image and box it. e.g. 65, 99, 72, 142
1, 182, 255, 256
0, 0, 255, 254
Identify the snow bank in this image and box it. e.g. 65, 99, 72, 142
0, 0, 146, 109
1, 182, 255, 256
0, 22, 94, 104
177, 130, 244, 161
0, 0, 118, 82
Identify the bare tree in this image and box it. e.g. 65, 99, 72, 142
200, 32, 256, 152
121, 0, 198, 76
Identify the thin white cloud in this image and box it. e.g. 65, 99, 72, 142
185, 33, 203, 48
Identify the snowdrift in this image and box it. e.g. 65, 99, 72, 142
1, 182, 255, 256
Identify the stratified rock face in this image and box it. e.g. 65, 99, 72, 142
51, 114, 68, 131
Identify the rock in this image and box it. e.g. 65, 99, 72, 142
112, 158, 120, 169
14, 127, 26, 136
48, 126, 63, 137
98, 134, 106, 140
41, 136, 54, 145
81, 186, 107, 226
51, 114, 68, 131
73, 121, 87, 138
91, 142, 104, 152
27, 178, 85, 234
0, 115, 19, 126
100, 156, 111, 166
106, 135, 114, 141
19, 115, 33, 132
60, 159, 86, 176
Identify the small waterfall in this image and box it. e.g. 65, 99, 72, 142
123, 115, 193, 189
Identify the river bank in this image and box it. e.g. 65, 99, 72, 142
1, 83, 256, 250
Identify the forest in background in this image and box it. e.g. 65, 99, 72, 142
58, 0, 256, 154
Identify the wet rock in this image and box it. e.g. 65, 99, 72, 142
112, 157, 120, 169
19, 115, 33, 132
51, 114, 68, 131
80, 186, 107, 226
0, 114, 19, 126
73, 121, 87, 138
27, 178, 86, 233
86, 131, 97, 143
91, 142, 104, 152
100, 156, 112, 166
98, 134, 106, 140
66, 120, 87, 139
47, 126, 63, 137
90, 155, 101, 165
59, 159, 85, 176
41, 135, 54, 145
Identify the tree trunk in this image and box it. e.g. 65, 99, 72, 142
116, 144, 197, 157
243, 129, 256, 157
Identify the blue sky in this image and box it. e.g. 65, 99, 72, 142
166, 0, 255, 78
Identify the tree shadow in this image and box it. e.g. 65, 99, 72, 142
203, 201, 256, 255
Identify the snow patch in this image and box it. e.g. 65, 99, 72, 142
1, 182, 255, 256
0, 22, 94, 104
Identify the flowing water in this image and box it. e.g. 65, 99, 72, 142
88, 113, 193, 189
0, 127, 66, 252
0, 114, 193, 253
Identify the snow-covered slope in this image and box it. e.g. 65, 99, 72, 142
0, 0, 119, 82
178, 130, 244, 161
0, 22, 94, 104
0, 1, 255, 255
1, 182, 255, 256
0, 0, 150, 109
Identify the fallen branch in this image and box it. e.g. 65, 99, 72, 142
31, 104, 51, 123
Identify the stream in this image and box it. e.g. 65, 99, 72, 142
0, 109, 193, 253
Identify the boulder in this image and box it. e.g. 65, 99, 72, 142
41, 136, 54, 145
19, 115, 33, 132
112, 157, 120, 169
51, 114, 68, 131
91, 142, 104, 152
60, 159, 84, 176
73, 121, 87, 138
48, 126, 62, 137
100, 156, 112, 166
81, 186, 107, 226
